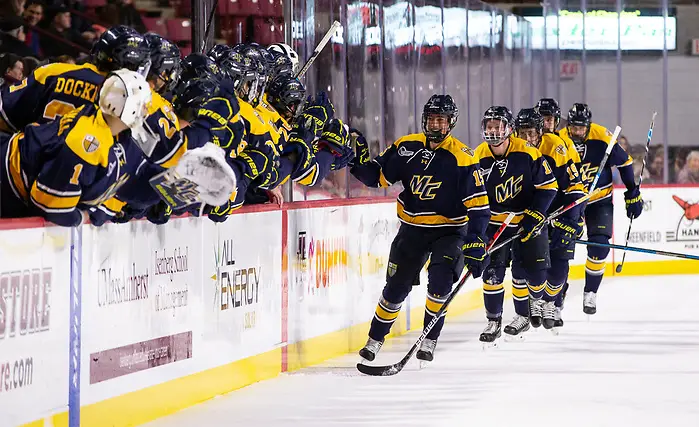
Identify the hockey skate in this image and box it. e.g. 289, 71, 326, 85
552, 306, 564, 330
503, 315, 530, 341
583, 291, 597, 315
529, 297, 544, 328
358, 338, 383, 362
479, 318, 502, 348
416, 338, 437, 369
542, 301, 557, 330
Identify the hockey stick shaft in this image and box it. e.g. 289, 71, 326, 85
575, 239, 699, 261
295, 20, 341, 79
356, 213, 515, 376
200, 0, 219, 54
616, 113, 657, 273
589, 125, 621, 193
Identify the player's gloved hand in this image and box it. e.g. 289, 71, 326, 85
283, 124, 315, 171
349, 127, 370, 167
549, 217, 583, 250
296, 92, 334, 137
206, 201, 232, 223
112, 205, 146, 224
624, 186, 643, 219
462, 234, 488, 278
317, 118, 351, 155
520, 209, 546, 243
146, 201, 173, 225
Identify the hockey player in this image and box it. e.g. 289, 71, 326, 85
535, 98, 562, 135
509, 108, 586, 333
474, 106, 558, 342
0, 70, 152, 227
0, 25, 150, 133
267, 42, 300, 74
559, 103, 643, 314
352, 95, 490, 363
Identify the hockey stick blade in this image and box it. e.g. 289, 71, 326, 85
356, 213, 515, 377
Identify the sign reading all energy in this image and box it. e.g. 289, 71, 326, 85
524, 10, 676, 51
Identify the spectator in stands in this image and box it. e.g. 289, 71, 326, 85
0, 16, 35, 57
22, 0, 44, 57
618, 135, 630, 153
102, 0, 146, 34
40, 6, 88, 58
22, 55, 40, 75
677, 151, 699, 184
0, 0, 25, 18
0, 53, 25, 86
55, 53, 75, 63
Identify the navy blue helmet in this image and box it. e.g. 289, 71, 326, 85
422, 94, 458, 144
144, 33, 181, 94
91, 25, 151, 74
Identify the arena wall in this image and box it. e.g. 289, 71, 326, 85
1, 186, 697, 427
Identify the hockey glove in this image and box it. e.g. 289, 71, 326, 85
549, 217, 583, 251
520, 209, 546, 243
206, 201, 232, 223
283, 124, 315, 172
296, 92, 335, 137
146, 201, 173, 225
462, 234, 488, 279
317, 118, 351, 156
624, 186, 643, 219
349, 127, 370, 167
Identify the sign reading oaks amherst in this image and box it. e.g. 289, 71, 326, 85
524, 10, 676, 51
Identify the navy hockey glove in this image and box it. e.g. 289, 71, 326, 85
462, 234, 488, 278
549, 217, 582, 251
296, 92, 334, 137
317, 118, 351, 156
624, 186, 643, 219
146, 201, 173, 225
520, 209, 546, 243
349, 127, 370, 167
206, 201, 232, 223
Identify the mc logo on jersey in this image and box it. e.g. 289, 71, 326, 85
410, 175, 442, 200
495, 175, 523, 203
579, 163, 599, 185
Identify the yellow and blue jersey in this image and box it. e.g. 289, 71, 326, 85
3, 104, 141, 227
535, 133, 587, 220
351, 133, 490, 232
559, 122, 633, 204
0, 63, 105, 132
475, 135, 557, 228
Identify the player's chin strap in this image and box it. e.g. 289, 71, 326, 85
356, 213, 516, 377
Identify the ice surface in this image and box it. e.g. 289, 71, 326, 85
144, 275, 699, 427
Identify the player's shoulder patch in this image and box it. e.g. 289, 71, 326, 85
539, 133, 570, 166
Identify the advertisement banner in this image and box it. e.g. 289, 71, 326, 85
0, 226, 71, 426
286, 203, 398, 344
199, 211, 283, 367
80, 218, 202, 404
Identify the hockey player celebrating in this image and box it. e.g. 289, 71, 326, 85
535, 98, 562, 135
559, 103, 643, 314
351, 95, 490, 363
512, 108, 586, 332
0, 70, 153, 227
474, 106, 558, 343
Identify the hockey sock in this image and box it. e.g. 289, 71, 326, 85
543, 281, 563, 302
483, 280, 504, 320
545, 258, 569, 302
424, 292, 448, 340
555, 282, 569, 308
512, 277, 529, 316
526, 269, 547, 300
584, 237, 609, 293
368, 296, 402, 342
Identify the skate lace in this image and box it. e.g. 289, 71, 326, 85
420, 338, 437, 353
530, 299, 543, 316
484, 320, 500, 333
509, 315, 529, 329
543, 302, 556, 319
584, 292, 597, 306
366, 338, 383, 352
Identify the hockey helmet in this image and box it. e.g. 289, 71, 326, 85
535, 98, 561, 132
567, 103, 592, 143
144, 33, 181, 94
216, 49, 261, 106
171, 76, 219, 122
266, 74, 306, 120
99, 69, 153, 129
515, 108, 544, 147
92, 25, 151, 75
268, 42, 300, 74
422, 94, 458, 145
482, 106, 514, 146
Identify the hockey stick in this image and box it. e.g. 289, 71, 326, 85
575, 239, 699, 262
200, 0, 220, 54
615, 113, 657, 273
295, 20, 341, 79
488, 125, 621, 255
356, 213, 515, 377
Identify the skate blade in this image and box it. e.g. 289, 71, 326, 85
503, 333, 526, 342
480, 340, 499, 350
550, 328, 560, 336
358, 357, 373, 365
418, 360, 431, 370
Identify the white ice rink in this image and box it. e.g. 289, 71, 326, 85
144, 274, 699, 427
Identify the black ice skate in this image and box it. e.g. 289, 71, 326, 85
416, 338, 437, 363
359, 338, 383, 362
529, 297, 544, 328
479, 318, 502, 343
504, 314, 530, 337
583, 292, 597, 315
542, 301, 557, 329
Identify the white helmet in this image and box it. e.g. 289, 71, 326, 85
99, 69, 152, 129
267, 42, 299, 74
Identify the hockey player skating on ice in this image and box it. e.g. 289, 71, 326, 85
474, 106, 557, 343
559, 104, 643, 314
351, 95, 490, 363
512, 108, 586, 332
